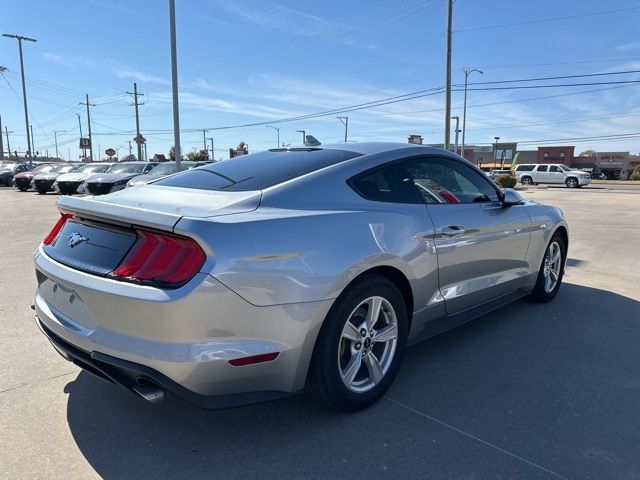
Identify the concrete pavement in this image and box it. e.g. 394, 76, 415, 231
0, 187, 639, 479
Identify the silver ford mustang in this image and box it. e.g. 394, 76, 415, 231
33, 142, 568, 412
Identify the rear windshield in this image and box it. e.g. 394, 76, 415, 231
154, 149, 361, 191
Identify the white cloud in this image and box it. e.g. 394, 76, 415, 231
116, 69, 170, 86
615, 42, 640, 52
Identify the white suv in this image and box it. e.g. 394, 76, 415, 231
514, 164, 591, 188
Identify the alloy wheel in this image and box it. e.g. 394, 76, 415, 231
543, 241, 562, 293
338, 296, 398, 393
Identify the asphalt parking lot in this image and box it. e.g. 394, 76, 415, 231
1, 186, 639, 479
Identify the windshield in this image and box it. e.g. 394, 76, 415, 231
75, 163, 111, 174
53, 164, 77, 173
558, 164, 571, 172
107, 163, 147, 174
33, 164, 57, 173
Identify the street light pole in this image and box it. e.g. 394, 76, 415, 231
494, 136, 500, 169
169, 0, 182, 170
461, 68, 483, 159
79, 94, 95, 161
337, 116, 349, 142
451, 116, 460, 155
202, 129, 207, 152
76, 113, 84, 160
296, 129, 306, 145
265, 125, 280, 147
52, 130, 64, 159
30, 124, 35, 158
207, 137, 214, 160
3, 33, 37, 167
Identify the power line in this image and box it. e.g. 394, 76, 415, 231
456, 6, 640, 33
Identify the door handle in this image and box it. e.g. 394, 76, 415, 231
441, 225, 466, 236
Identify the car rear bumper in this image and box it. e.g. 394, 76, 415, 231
33, 247, 332, 407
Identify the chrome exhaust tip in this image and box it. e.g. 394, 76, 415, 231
133, 383, 166, 404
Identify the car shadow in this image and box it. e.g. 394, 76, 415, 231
64, 283, 640, 479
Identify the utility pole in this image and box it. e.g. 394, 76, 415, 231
0, 115, 4, 160
337, 116, 349, 143
53, 130, 64, 158
493, 136, 500, 169
296, 129, 306, 145
79, 94, 95, 161
443, 0, 453, 150
126, 82, 144, 162
3, 34, 37, 167
207, 137, 214, 160
169, 0, 182, 169
202, 129, 208, 152
4, 126, 11, 158
128, 140, 132, 156
67, 147, 70, 161
451, 116, 460, 155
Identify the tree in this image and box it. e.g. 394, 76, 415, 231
579, 149, 596, 157
168, 146, 175, 161
186, 149, 210, 161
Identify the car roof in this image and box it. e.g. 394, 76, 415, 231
317, 141, 448, 157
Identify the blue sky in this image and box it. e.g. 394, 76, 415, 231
1, 0, 639, 160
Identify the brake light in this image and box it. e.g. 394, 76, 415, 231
112, 230, 205, 286
43, 213, 73, 245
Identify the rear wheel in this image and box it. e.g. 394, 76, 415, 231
529, 233, 565, 302
17, 187, 27, 192
36, 189, 47, 195
306, 275, 408, 412
565, 177, 578, 188
521, 176, 533, 185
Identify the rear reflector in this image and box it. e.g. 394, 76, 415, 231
112, 230, 205, 286
228, 352, 280, 367
43, 213, 73, 245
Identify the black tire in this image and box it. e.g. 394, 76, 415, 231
36, 190, 47, 195
521, 176, 533, 185
17, 187, 27, 192
529, 232, 566, 303
306, 275, 408, 412
565, 177, 579, 188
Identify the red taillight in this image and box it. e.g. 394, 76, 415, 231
228, 352, 280, 367
43, 213, 73, 245
112, 230, 205, 286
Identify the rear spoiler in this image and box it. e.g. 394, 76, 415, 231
57, 195, 181, 231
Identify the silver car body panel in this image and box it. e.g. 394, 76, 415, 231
35, 143, 568, 405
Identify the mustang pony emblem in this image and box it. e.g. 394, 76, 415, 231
68, 232, 89, 248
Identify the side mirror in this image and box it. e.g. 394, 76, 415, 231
502, 188, 523, 207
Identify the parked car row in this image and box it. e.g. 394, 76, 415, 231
1, 160, 209, 195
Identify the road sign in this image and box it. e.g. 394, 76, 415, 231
105, 148, 116, 157
79, 137, 91, 148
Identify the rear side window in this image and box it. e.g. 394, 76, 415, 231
537, 165, 548, 172
350, 162, 423, 204
516, 165, 535, 171
154, 149, 360, 191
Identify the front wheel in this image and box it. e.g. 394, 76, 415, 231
17, 187, 27, 192
565, 177, 578, 188
36, 190, 47, 195
529, 233, 565, 302
306, 275, 408, 412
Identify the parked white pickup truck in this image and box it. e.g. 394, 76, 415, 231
514, 163, 591, 188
